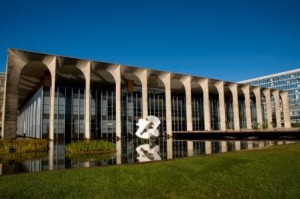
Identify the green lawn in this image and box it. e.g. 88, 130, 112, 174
0, 143, 300, 199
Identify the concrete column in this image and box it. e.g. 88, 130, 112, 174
115, 66, 122, 138
134, 69, 148, 119
258, 141, 264, 148
116, 140, 122, 165
83, 162, 91, 168
139, 69, 148, 119
215, 81, 226, 131
272, 90, 282, 128
280, 91, 291, 128
48, 140, 54, 171
83, 62, 91, 139
241, 85, 252, 129
49, 57, 57, 140
205, 141, 212, 154
167, 138, 173, 159
181, 76, 193, 131
263, 89, 273, 129
221, 141, 227, 152
253, 87, 263, 127
235, 141, 241, 151
247, 141, 253, 149
269, 141, 274, 146
160, 73, 172, 136
108, 65, 122, 138
229, 84, 240, 130
200, 79, 211, 131
187, 141, 193, 156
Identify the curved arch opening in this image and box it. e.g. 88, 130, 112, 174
148, 74, 166, 133
55, 64, 86, 141
192, 81, 204, 131
90, 64, 116, 138
121, 69, 143, 137
17, 61, 51, 139
171, 77, 186, 132
209, 84, 220, 130
250, 90, 257, 128
238, 89, 247, 129
224, 87, 234, 130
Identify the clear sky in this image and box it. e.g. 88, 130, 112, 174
0, 0, 299, 82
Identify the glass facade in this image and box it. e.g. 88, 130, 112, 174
171, 96, 186, 131
192, 96, 204, 131
16, 83, 264, 140
122, 92, 142, 136
243, 69, 300, 124
210, 95, 220, 130
91, 90, 116, 138
148, 93, 166, 133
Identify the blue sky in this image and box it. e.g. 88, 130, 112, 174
0, 0, 299, 82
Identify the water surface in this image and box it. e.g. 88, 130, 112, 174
0, 138, 296, 175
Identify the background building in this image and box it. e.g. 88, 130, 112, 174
1, 49, 291, 140
239, 69, 300, 125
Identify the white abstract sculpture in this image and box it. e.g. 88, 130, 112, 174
135, 116, 161, 139
136, 144, 161, 162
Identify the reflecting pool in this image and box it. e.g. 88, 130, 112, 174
0, 138, 297, 175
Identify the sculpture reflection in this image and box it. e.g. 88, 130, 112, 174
136, 143, 161, 162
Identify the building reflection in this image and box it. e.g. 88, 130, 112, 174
0, 139, 296, 175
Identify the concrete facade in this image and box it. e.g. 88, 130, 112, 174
1, 49, 292, 139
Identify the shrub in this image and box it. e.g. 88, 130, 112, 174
0, 139, 48, 154
65, 140, 115, 154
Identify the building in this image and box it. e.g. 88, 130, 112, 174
239, 69, 300, 125
0, 72, 5, 132
1, 49, 291, 140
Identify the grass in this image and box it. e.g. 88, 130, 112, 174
0, 143, 300, 199
65, 140, 115, 154
0, 139, 48, 153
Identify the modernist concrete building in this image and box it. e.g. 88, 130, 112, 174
1, 49, 291, 140
239, 69, 300, 125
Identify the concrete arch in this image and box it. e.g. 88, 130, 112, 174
228, 83, 240, 130
191, 79, 204, 131
17, 61, 52, 139
148, 74, 165, 89
148, 72, 167, 134
252, 87, 263, 128
171, 75, 187, 132
18, 61, 51, 109
55, 59, 87, 141
240, 85, 251, 129
2, 49, 56, 139
56, 58, 87, 86
91, 62, 116, 88
249, 89, 257, 128
90, 62, 117, 138
262, 88, 273, 129
224, 85, 234, 130
271, 90, 281, 128
280, 91, 291, 128
208, 82, 220, 130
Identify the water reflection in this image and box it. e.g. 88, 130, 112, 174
0, 139, 297, 175
136, 144, 161, 162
